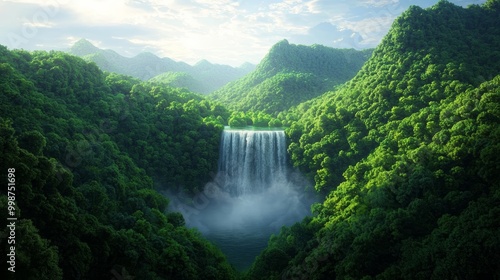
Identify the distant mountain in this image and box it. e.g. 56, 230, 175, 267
210, 39, 372, 114
148, 71, 206, 93
68, 39, 255, 93
69, 37, 100, 56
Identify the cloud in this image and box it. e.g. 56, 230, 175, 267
289, 22, 355, 47
0, 0, 488, 66
359, 0, 400, 8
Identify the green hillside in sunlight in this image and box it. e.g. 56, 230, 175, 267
1, 0, 499, 279
210, 40, 372, 115
248, 1, 500, 279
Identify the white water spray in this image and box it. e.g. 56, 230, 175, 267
169, 127, 316, 270
218, 129, 287, 196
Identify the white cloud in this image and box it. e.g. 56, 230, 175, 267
0, 0, 489, 66
339, 15, 397, 46
359, 0, 400, 8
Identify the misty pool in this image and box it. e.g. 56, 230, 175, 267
183, 185, 315, 271
172, 127, 316, 271
205, 225, 275, 271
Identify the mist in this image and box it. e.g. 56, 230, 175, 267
165, 169, 317, 270
178, 170, 314, 228
165, 128, 318, 270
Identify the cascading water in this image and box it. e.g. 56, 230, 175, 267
218, 129, 287, 196
169, 127, 316, 270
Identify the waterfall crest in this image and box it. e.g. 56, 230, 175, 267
218, 129, 287, 196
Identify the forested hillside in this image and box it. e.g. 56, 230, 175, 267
2, 0, 500, 279
69, 39, 254, 93
248, 1, 500, 279
0, 46, 237, 279
210, 40, 372, 114
148, 71, 206, 94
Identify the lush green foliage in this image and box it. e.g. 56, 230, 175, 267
104, 75, 230, 192
210, 40, 372, 115
70, 39, 254, 93
2, 1, 500, 279
0, 48, 230, 193
149, 71, 206, 94
228, 111, 283, 128
248, 1, 500, 279
0, 47, 237, 279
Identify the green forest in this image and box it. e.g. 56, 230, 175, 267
1, 0, 500, 279
0, 46, 236, 279
211, 40, 372, 115
248, 1, 500, 279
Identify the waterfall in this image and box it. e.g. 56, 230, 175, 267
218, 128, 287, 196
168, 127, 315, 271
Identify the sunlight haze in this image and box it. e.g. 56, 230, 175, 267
0, 0, 486, 66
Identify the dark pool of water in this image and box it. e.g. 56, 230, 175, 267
205, 226, 275, 271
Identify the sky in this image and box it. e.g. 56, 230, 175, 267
0, 0, 487, 67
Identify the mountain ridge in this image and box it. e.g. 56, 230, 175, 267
248, 0, 500, 278
68, 38, 255, 93
210, 39, 373, 114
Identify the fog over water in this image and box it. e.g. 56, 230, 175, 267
168, 128, 317, 270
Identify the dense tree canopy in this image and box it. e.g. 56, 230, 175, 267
0, 47, 237, 279
148, 71, 206, 94
0, 48, 231, 193
210, 40, 372, 115
247, 1, 500, 279
1, 1, 500, 279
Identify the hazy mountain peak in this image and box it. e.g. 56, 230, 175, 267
134, 51, 160, 60
274, 39, 290, 47
70, 38, 100, 56
67, 39, 256, 93
239, 62, 256, 71
195, 59, 212, 66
